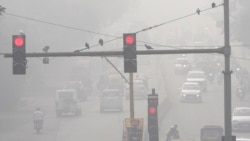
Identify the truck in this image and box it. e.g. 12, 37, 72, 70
200, 125, 223, 141
55, 89, 82, 117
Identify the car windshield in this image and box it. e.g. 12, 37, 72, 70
103, 91, 119, 98
202, 129, 222, 136
187, 72, 205, 78
234, 108, 250, 116
183, 83, 200, 90
176, 59, 188, 64
58, 91, 74, 99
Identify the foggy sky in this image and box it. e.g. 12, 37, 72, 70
0, 0, 248, 109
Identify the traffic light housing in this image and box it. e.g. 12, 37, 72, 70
12, 35, 26, 74
148, 94, 159, 141
123, 33, 137, 73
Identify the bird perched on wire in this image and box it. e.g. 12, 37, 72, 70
99, 39, 104, 46
145, 44, 153, 49
43, 45, 50, 53
85, 42, 90, 49
196, 8, 201, 15
0, 5, 6, 15
211, 3, 216, 8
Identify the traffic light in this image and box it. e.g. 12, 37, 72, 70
123, 33, 137, 73
12, 35, 26, 74
127, 126, 143, 141
148, 94, 159, 141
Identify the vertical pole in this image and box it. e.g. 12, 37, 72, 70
223, 1, 232, 141
129, 73, 134, 119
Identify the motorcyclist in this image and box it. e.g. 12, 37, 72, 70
33, 108, 44, 130
166, 124, 180, 141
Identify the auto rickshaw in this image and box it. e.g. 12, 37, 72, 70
200, 125, 223, 141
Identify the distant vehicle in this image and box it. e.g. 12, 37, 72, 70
55, 89, 82, 117
180, 82, 203, 103
125, 74, 149, 100
174, 58, 191, 74
100, 89, 123, 112
237, 138, 250, 141
98, 73, 124, 95
125, 79, 148, 100
64, 81, 88, 101
186, 70, 207, 92
200, 125, 223, 141
232, 107, 250, 132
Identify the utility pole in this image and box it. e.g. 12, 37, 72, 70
223, 1, 233, 141
129, 73, 134, 119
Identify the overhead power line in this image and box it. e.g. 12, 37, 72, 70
4, 3, 223, 40
135, 3, 224, 34
137, 44, 250, 49
2, 3, 235, 53
4, 12, 118, 38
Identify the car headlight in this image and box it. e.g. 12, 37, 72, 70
196, 94, 200, 97
182, 94, 186, 97
183, 65, 186, 67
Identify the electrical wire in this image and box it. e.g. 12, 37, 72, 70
4, 3, 224, 45
74, 37, 122, 52
4, 12, 123, 52
135, 3, 224, 34
3, 3, 224, 52
4, 12, 118, 38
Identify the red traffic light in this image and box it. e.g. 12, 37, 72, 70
14, 36, 24, 47
149, 107, 156, 115
124, 34, 135, 45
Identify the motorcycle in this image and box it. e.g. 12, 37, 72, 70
165, 126, 180, 141
34, 120, 43, 133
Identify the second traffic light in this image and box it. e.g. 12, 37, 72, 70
123, 33, 137, 73
148, 93, 159, 141
12, 35, 26, 75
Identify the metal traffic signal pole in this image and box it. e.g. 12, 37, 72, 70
223, 1, 233, 141
129, 73, 134, 119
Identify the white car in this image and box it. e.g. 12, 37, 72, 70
186, 70, 207, 92
237, 138, 250, 141
232, 107, 250, 132
180, 82, 203, 103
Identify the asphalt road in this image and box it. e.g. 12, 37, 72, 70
0, 53, 249, 141
0, 55, 168, 141
158, 54, 250, 141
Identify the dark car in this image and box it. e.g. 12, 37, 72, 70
100, 89, 123, 112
